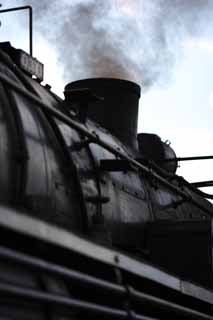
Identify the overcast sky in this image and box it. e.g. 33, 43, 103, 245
1, 0, 213, 196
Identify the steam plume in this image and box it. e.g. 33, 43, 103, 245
21, 0, 213, 89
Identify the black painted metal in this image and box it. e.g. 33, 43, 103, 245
0, 43, 38, 93
0, 245, 125, 297
129, 287, 213, 320
146, 220, 212, 289
0, 44, 212, 320
192, 181, 213, 188
137, 133, 178, 173
85, 195, 110, 204
100, 159, 135, 172
0, 240, 211, 319
0, 61, 84, 231
165, 155, 213, 162
65, 78, 141, 150
0, 81, 29, 205
64, 87, 103, 123
0, 283, 127, 319
142, 159, 213, 200
0, 72, 212, 218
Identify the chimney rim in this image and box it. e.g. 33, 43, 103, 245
65, 77, 141, 97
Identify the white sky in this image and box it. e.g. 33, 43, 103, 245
1, 0, 213, 196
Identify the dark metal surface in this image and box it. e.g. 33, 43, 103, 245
192, 180, 213, 188
165, 155, 213, 162
0, 206, 212, 306
0, 216, 211, 319
87, 127, 151, 231
130, 287, 213, 319
100, 159, 137, 172
146, 220, 213, 288
65, 78, 141, 150
0, 80, 20, 204
137, 133, 178, 173
0, 71, 212, 218
0, 44, 212, 320
0, 283, 127, 319
0, 61, 84, 231
0, 245, 126, 297
64, 87, 103, 123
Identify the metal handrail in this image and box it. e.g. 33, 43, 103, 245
0, 6, 33, 56
191, 181, 213, 188
164, 155, 213, 162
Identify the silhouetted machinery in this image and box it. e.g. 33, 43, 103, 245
0, 7, 212, 319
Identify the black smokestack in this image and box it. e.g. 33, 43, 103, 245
65, 77, 141, 149
21, 0, 213, 88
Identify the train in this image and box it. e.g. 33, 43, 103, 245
0, 20, 212, 319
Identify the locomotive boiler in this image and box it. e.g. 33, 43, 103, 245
0, 9, 212, 319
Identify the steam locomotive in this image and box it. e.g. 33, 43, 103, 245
0, 40, 212, 319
